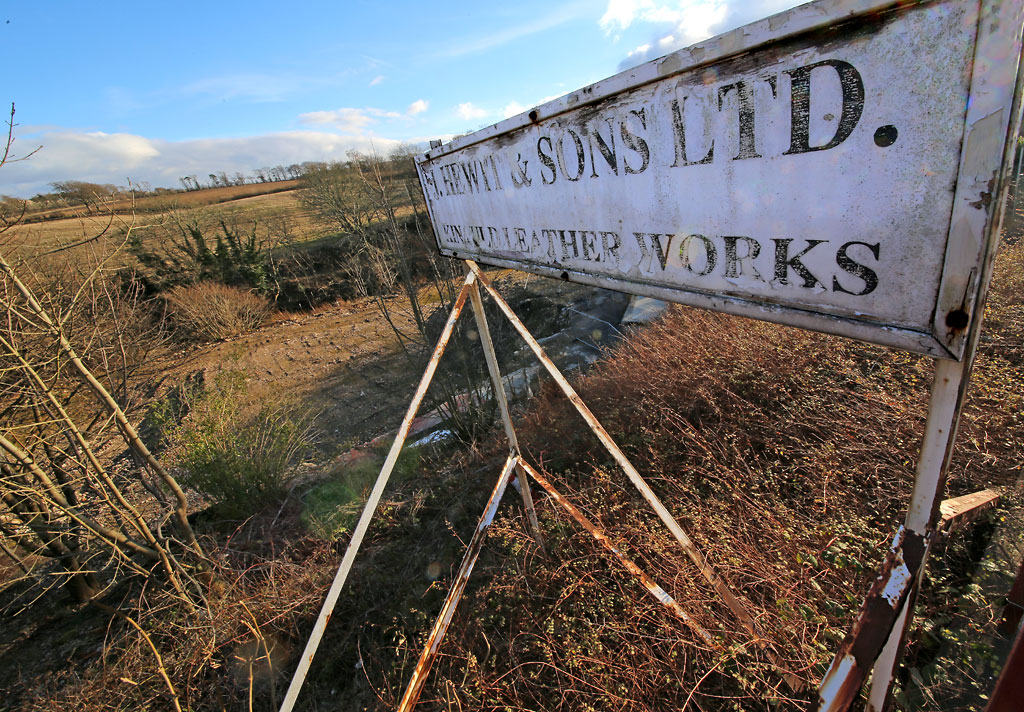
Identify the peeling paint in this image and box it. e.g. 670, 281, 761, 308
881, 559, 912, 608
962, 109, 1005, 177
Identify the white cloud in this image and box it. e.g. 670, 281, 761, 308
456, 102, 489, 121
407, 99, 429, 116
503, 101, 527, 119
601, 0, 693, 33
369, 75, 385, 86
1, 128, 403, 198
608, 0, 803, 70
502, 94, 565, 119
298, 107, 401, 134
434, 0, 590, 58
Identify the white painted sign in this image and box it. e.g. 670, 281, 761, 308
416, 0, 1023, 359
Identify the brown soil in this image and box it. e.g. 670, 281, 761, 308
153, 271, 623, 454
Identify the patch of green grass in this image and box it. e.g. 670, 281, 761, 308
301, 444, 421, 540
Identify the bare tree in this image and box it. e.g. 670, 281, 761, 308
0, 106, 207, 603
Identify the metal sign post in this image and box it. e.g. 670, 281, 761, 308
282, 0, 1023, 709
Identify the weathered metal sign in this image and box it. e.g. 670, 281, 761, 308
416, 0, 1023, 359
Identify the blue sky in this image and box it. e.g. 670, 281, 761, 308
2, 0, 803, 197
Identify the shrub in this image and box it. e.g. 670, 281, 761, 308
158, 372, 316, 519
165, 281, 272, 341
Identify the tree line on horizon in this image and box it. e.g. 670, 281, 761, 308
1, 143, 428, 217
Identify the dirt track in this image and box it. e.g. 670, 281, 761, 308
156, 273, 631, 454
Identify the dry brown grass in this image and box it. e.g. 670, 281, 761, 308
165, 282, 272, 341
406, 243, 1024, 710
6, 236, 1021, 712
5, 188, 323, 258
21, 181, 302, 224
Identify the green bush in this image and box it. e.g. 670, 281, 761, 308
158, 372, 316, 519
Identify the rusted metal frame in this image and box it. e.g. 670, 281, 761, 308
814, 355, 970, 712
812, 525, 930, 712
396, 454, 518, 712
464, 260, 762, 639
860, 489, 1001, 711
820, 1, 1024, 704
516, 458, 715, 646
278, 273, 477, 712
998, 557, 1024, 637
863, 487, 1003, 712
465, 270, 545, 552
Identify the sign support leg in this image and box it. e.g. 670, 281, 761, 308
278, 274, 476, 712
466, 267, 545, 552
865, 357, 966, 711
396, 455, 519, 711
464, 260, 761, 639
814, 355, 971, 712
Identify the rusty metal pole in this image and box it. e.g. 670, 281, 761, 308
396, 455, 518, 711
465, 270, 545, 552
517, 459, 715, 646
863, 357, 964, 712
465, 260, 761, 639
278, 274, 476, 712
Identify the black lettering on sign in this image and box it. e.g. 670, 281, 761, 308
784, 60, 864, 155
833, 241, 880, 295
421, 169, 441, 200
669, 97, 714, 168
514, 227, 528, 251
773, 238, 826, 288
717, 81, 761, 160
634, 232, 673, 271
529, 229, 543, 254
487, 155, 503, 190
461, 161, 481, 193
588, 119, 618, 177
579, 230, 599, 261
723, 236, 764, 281
600, 231, 622, 268
541, 228, 558, 260
440, 165, 455, 196
468, 225, 485, 247
679, 234, 717, 275
557, 130, 586, 182
558, 229, 579, 260
478, 160, 492, 192
621, 109, 650, 175
537, 136, 557, 184
508, 151, 532, 188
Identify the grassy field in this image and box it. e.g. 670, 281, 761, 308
3, 187, 324, 256
18, 180, 302, 223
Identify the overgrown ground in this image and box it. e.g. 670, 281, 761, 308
2, 220, 1020, 710
2, 168, 1023, 711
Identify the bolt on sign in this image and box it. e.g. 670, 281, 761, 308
416, 0, 1023, 360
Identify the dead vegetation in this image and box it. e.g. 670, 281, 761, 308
1, 94, 1020, 709
3, 239, 1016, 711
